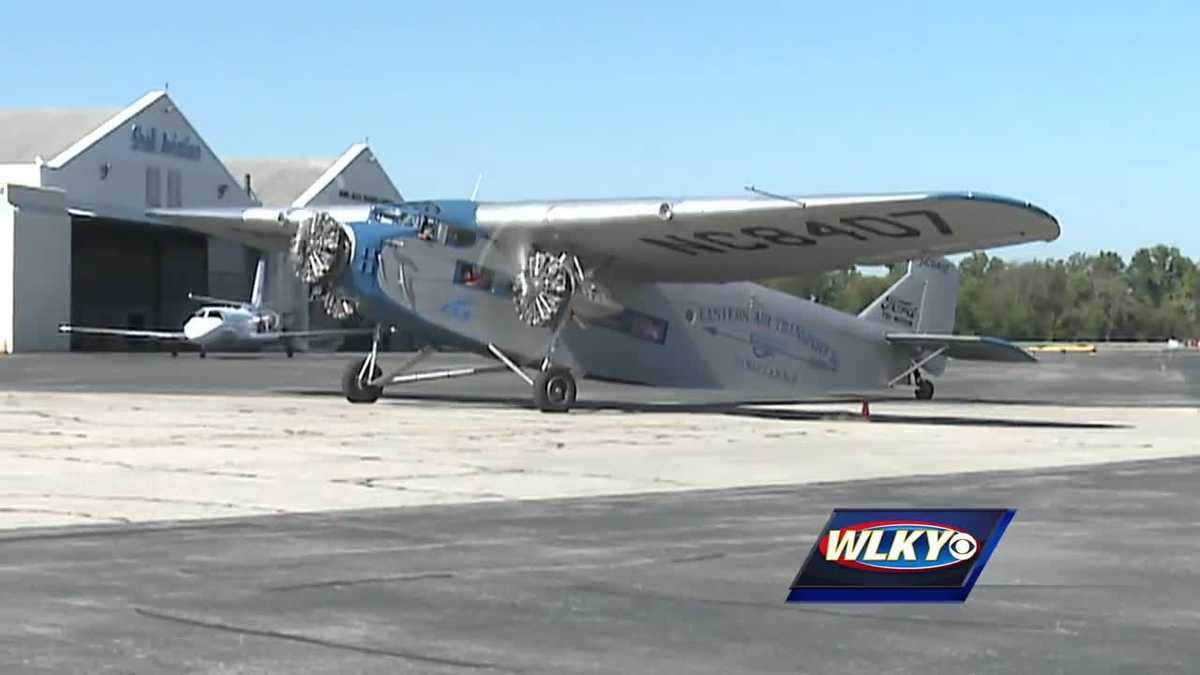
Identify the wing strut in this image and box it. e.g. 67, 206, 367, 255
887, 346, 949, 387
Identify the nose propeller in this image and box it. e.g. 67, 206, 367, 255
288, 211, 357, 319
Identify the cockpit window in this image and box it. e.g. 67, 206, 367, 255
371, 207, 477, 247
443, 225, 477, 247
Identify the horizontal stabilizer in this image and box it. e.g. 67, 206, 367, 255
58, 325, 186, 341
886, 333, 1036, 363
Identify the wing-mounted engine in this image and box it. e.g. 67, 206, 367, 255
288, 210, 358, 319
511, 248, 619, 328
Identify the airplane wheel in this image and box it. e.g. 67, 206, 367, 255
533, 368, 576, 413
915, 379, 934, 400
286, 344, 295, 358
199, 349, 207, 359
342, 357, 382, 404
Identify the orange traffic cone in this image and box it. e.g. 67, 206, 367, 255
861, 400, 871, 420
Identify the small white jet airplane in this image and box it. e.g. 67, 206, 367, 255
59, 258, 369, 357
149, 188, 1060, 410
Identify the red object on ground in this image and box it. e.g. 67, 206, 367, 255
861, 401, 871, 420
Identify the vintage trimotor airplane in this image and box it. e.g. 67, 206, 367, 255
150, 188, 1059, 410
59, 258, 371, 356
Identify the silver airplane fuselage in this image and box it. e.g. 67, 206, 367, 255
342, 213, 909, 399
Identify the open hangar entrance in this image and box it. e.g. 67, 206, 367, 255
67, 216, 210, 351
1, 89, 409, 353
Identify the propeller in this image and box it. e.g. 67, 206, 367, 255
288, 210, 358, 319
511, 249, 575, 327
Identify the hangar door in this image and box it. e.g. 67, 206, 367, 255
69, 218, 208, 350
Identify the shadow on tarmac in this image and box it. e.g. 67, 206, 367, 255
281, 389, 1127, 429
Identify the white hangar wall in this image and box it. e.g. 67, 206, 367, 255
0, 90, 405, 353
0, 185, 70, 353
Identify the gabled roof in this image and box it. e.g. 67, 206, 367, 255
0, 107, 121, 163
223, 157, 335, 207
229, 143, 403, 207
292, 143, 375, 207
46, 90, 167, 169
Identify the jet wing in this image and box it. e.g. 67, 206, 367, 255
475, 192, 1059, 282
59, 325, 186, 341
278, 329, 376, 339
886, 333, 1037, 362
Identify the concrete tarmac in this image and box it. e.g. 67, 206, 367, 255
3, 347, 1200, 405
0, 457, 1196, 674
0, 350, 1198, 673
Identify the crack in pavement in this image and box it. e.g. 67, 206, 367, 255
0, 493, 289, 514
262, 571, 457, 592
133, 607, 518, 671
0, 507, 130, 524
10, 454, 260, 479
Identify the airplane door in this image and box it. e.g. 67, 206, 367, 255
376, 240, 418, 310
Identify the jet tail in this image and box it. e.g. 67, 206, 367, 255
250, 257, 266, 309
859, 258, 960, 374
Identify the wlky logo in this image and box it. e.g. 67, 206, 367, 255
787, 509, 1015, 602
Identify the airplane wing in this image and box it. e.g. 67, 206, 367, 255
885, 333, 1037, 363
147, 207, 295, 250
149, 192, 1059, 283
187, 293, 249, 308
475, 192, 1059, 282
277, 329, 376, 340
58, 325, 186, 341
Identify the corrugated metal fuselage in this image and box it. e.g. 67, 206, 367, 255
340, 214, 909, 399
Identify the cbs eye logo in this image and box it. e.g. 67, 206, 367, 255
947, 532, 978, 560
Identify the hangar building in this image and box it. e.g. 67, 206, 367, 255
0, 91, 402, 353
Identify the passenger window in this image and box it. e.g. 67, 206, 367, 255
453, 261, 493, 290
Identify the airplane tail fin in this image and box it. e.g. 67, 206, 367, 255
250, 257, 266, 309
859, 258, 960, 374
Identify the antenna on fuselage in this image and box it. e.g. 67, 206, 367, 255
744, 184, 807, 208
470, 173, 484, 201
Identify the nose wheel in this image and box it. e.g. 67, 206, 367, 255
533, 368, 576, 413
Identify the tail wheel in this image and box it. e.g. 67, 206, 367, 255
915, 379, 934, 400
533, 368, 576, 413
342, 357, 383, 404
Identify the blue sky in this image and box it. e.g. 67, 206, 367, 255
3, 1, 1197, 260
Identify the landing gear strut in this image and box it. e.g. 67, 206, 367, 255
339, 327, 581, 413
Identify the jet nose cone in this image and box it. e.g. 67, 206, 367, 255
183, 318, 212, 341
